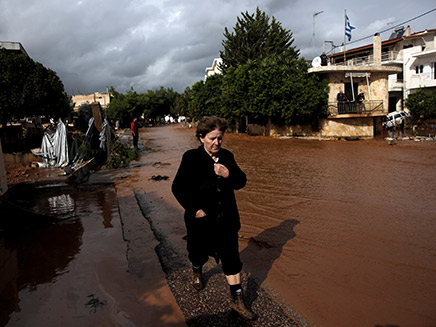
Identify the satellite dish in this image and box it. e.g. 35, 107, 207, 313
312, 56, 321, 67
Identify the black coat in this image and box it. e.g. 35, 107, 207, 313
172, 145, 246, 236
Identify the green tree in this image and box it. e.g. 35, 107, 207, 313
188, 8, 328, 130
106, 86, 179, 124
0, 48, 71, 125
172, 87, 192, 118
106, 87, 143, 125
188, 74, 223, 120
77, 103, 93, 117
145, 87, 177, 119
405, 88, 436, 120
220, 7, 299, 72
221, 64, 252, 125
221, 54, 328, 127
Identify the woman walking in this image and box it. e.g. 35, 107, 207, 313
171, 116, 255, 320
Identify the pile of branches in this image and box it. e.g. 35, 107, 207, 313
106, 141, 138, 169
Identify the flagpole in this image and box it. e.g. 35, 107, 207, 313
344, 9, 347, 64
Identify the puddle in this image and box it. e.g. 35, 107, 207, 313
0, 183, 119, 326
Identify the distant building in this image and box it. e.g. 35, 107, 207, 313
326, 26, 436, 111
205, 58, 223, 80
308, 26, 436, 138
72, 92, 111, 111
0, 41, 29, 57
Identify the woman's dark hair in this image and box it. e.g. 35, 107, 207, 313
196, 116, 228, 140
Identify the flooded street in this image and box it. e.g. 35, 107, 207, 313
225, 132, 436, 327
145, 125, 436, 327
0, 180, 184, 326
1, 124, 435, 327
0, 184, 121, 326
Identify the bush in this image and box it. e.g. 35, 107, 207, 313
405, 88, 436, 121
106, 141, 138, 169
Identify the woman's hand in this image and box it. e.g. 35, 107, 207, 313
214, 163, 229, 178
195, 209, 207, 218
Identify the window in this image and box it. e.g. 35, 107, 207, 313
433, 62, 436, 80
397, 72, 403, 81
415, 65, 423, 74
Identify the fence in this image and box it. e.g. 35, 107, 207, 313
328, 100, 384, 115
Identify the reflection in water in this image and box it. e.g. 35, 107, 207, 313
0, 219, 84, 326
0, 184, 118, 326
98, 189, 114, 229
47, 194, 75, 216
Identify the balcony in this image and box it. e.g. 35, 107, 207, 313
389, 79, 403, 92
331, 51, 402, 67
328, 100, 384, 116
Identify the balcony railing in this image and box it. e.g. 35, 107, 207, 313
389, 79, 403, 91
328, 100, 384, 116
331, 51, 401, 67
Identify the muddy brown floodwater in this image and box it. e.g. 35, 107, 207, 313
1, 125, 435, 327
225, 129, 436, 327
153, 125, 435, 327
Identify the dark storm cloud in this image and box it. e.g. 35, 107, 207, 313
1, 0, 435, 94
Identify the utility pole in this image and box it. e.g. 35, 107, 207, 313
312, 11, 324, 59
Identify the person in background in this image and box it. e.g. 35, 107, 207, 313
131, 118, 139, 148
357, 92, 365, 113
336, 89, 348, 114
171, 116, 255, 320
320, 51, 328, 66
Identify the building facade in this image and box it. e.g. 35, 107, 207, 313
205, 58, 223, 80
309, 34, 401, 138
72, 92, 111, 111
309, 26, 436, 138
326, 26, 436, 113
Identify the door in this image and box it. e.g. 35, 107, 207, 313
345, 82, 358, 102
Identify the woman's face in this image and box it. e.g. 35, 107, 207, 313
200, 128, 223, 156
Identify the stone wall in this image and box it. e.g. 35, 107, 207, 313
249, 116, 375, 139
369, 72, 389, 107
319, 117, 374, 138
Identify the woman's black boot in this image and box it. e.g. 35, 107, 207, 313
230, 291, 256, 320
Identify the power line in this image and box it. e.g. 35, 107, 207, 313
343, 7, 436, 47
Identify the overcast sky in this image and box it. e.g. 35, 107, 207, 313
1, 0, 435, 95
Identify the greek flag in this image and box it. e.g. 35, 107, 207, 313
345, 15, 356, 41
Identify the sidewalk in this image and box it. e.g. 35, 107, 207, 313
87, 129, 186, 326
111, 179, 186, 326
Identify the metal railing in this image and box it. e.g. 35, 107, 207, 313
328, 100, 384, 116
331, 51, 401, 67
382, 51, 401, 62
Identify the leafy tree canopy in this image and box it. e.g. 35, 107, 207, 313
220, 7, 299, 72
221, 54, 328, 126
188, 74, 223, 120
106, 86, 179, 124
0, 48, 70, 125
405, 88, 436, 121
171, 87, 192, 118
